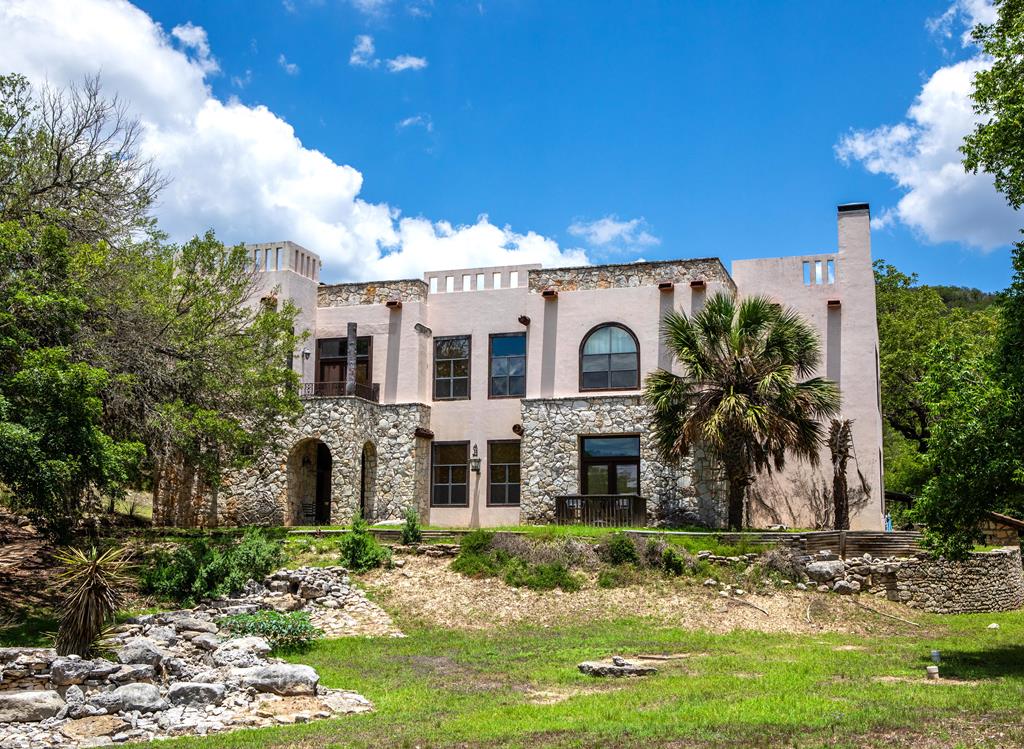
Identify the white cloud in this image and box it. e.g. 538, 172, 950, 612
171, 22, 218, 74
926, 0, 997, 47
385, 54, 427, 73
0, 0, 587, 281
277, 53, 299, 75
836, 1, 1019, 251
348, 35, 378, 68
568, 216, 660, 249
350, 0, 390, 17
231, 69, 252, 89
396, 114, 432, 132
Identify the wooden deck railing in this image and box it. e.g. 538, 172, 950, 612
299, 381, 380, 402
555, 494, 647, 527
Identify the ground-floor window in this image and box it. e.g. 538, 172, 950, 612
488, 440, 521, 506
580, 435, 640, 495
432, 442, 469, 506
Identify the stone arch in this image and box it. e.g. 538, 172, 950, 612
286, 438, 333, 525
360, 441, 378, 521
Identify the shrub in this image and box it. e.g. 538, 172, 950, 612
139, 528, 283, 605
54, 545, 133, 656
502, 559, 582, 592
602, 533, 640, 565
757, 547, 803, 581
459, 529, 495, 554
490, 533, 600, 569
219, 610, 322, 652
596, 566, 645, 589
401, 508, 423, 545
338, 515, 391, 572
661, 547, 688, 576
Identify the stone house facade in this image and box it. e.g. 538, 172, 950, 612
163, 204, 884, 530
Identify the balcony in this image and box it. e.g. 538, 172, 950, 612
299, 381, 380, 402
555, 494, 647, 527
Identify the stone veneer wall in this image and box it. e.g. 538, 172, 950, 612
886, 547, 1024, 613
317, 279, 428, 307
219, 397, 431, 526
519, 395, 724, 527
527, 258, 735, 293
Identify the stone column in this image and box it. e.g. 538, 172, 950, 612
345, 322, 357, 396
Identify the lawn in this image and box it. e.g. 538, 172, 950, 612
161, 609, 1024, 749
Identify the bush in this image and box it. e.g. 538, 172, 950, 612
54, 545, 133, 656
490, 533, 600, 569
219, 610, 322, 652
459, 529, 495, 554
139, 528, 283, 605
401, 508, 423, 545
757, 547, 803, 581
602, 533, 640, 565
451, 531, 581, 591
338, 515, 391, 572
502, 559, 582, 592
661, 547, 688, 576
596, 566, 645, 589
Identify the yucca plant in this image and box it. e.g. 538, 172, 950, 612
645, 293, 841, 530
54, 545, 134, 657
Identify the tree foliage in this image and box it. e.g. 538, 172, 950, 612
645, 294, 840, 530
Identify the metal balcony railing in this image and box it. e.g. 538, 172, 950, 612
554, 494, 647, 527
299, 381, 380, 402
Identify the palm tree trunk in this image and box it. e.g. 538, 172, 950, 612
726, 478, 745, 531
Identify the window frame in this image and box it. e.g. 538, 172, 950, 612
577, 323, 641, 392
315, 335, 373, 385
487, 440, 521, 507
430, 441, 470, 508
578, 434, 641, 496
488, 332, 527, 399
433, 335, 472, 401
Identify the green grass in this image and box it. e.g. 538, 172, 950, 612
159, 610, 1024, 749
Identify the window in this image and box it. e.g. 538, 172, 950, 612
432, 442, 469, 506
430, 277, 438, 293
489, 333, 526, 398
476, 272, 485, 289
446, 275, 455, 293
579, 324, 639, 391
493, 271, 502, 289
488, 441, 521, 506
462, 274, 471, 291
580, 436, 640, 495
317, 336, 372, 384
509, 270, 519, 287
434, 335, 471, 400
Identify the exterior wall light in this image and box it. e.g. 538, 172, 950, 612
470, 444, 481, 473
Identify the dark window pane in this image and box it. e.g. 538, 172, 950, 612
610, 369, 638, 388
319, 339, 342, 358
491, 486, 506, 504
356, 338, 371, 355
453, 359, 469, 377
452, 379, 469, 398
435, 380, 451, 399
490, 442, 520, 463
609, 352, 637, 371
437, 444, 467, 463
492, 334, 525, 357
434, 486, 449, 504
581, 354, 608, 373
436, 360, 451, 377
451, 465, 467, 484
492, 358, 509, 376
451, 484, 467, 504
508, 464, 521, 483
508, 376, 525, 396
616, 464, 640, 494
582, 437, 640, 458
508, 485, 520, 504
585, 465, 609, 494
582, 371, 608, 389
490, 465, 506, 482
491, 377, 508, 396
508, 357, 526, 376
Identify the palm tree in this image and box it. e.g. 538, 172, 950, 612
645, 293, 840, 530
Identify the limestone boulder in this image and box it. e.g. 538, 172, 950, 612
167, 682, 227, 707
806, 560, 846, 583
89, 683, 168, 714
0, 690, 65, 722
239, 664, 320, 695
212, 636, 271, 668
50, 656, 95, 685
116, 636, 164, 666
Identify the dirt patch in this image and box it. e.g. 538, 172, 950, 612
392, 654, 521, 692
873, 675, 982, 686
364, 556, 921, 636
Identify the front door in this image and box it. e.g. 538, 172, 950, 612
314, 442, 332, 524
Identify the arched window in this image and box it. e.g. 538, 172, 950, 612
579, 323, 639, 391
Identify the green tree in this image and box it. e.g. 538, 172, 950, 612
645, 294, 840, 530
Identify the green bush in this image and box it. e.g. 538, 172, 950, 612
219, 610, 322, 652
451, 531, 580, 591
401, 508, 423, 545
338, 515, 391, 572
602, 533, 640, 565
459, 529, 495, 554
661, 547, 688, 576
139, 528, 283, 605
502, 559, 581, 592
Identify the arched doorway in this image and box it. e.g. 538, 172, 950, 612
360, 441, 377, 521
287, 439, 333, 525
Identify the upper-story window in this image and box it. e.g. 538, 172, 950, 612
318, 336, 371, 384
489, 333, 526, 398
434, 335, 471, 400
579, 323, 639, 391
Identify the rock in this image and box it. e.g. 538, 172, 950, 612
816, 584, 830, 593
89, 683, 168, 714
87, 659, 121, 680
988, 622, 1000, 629
163, 656, 196, 680
51, 656, 96, 685
319, 690, 373, 715
61, 715, 127, 740
191, 633, 221, 651
239, 664, 320, 695
109, 664, 156, 684
578, 660, 657, 677
0, 690, 65, 722
833, 580, 857, 595
65, 685, 86, 705
145, 625, 178, 645
795, 583, 808, 591
212, 636, 272, 668
173, 618, 218, 634
167, 682, 226, 707
702, 578, 717, 587
116, 637, 163, 667
806, 560, 846, 583
718, 590, 729, 598
266, 594, 303, 613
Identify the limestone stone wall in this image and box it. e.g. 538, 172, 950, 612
519, 395, 724, 527
978, 517, 1021, 547
219, 397, 431, 526
887, 547, 1024, 614
317, 279, 427, 307
527, 258, 734, 293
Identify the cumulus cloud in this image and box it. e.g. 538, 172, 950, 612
0, 0, 586, 281
836, 1, 1019, 251
277, 53, 299, 75
568, 216, 660, 250
386, 54, 427, 72
171, 22, 218, 74
348, 35, 426, 72
396, 114, 433, 132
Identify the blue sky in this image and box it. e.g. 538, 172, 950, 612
2, 0, 1017, 289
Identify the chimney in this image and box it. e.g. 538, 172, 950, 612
837, 202, 871, 264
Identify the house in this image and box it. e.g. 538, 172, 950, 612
153, 203, 883, 530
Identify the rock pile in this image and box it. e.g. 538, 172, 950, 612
0, 566, 387, 748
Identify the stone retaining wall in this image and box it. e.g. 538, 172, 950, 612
888, 547, 1024, 614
